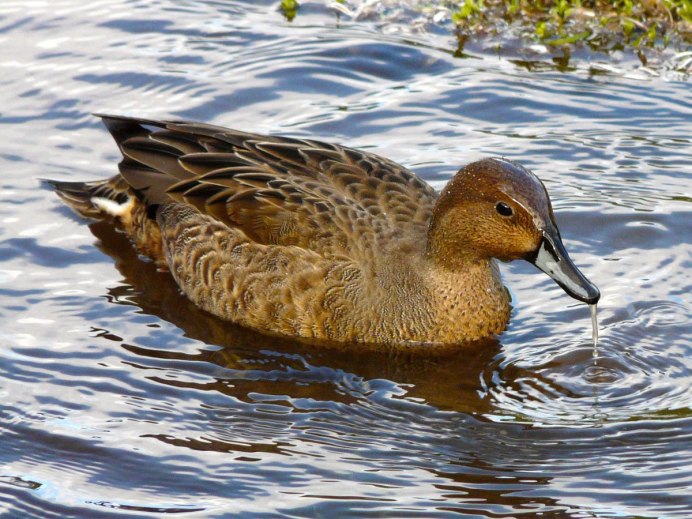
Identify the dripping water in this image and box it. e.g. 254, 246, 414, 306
590, 304, 599, 358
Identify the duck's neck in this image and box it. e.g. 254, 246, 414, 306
424, 204, 481, 271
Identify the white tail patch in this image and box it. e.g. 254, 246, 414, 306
91, 196, 135, 222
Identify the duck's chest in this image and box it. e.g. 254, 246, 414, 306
317, 258, 511, 345
422, 260, 511, 343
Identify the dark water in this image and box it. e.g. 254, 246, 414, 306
1, 1, 690, 517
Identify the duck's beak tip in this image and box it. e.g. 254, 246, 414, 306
527, 229, 600, 305
580, 283, 601, 306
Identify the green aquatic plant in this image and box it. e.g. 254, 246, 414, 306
281, 0, 299, 22
451, 0, 691, 54
451, 0, 484, 23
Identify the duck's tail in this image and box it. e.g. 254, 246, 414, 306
45, 175, 135, 220
44, 175, 136, 220
46, 175, 165, 264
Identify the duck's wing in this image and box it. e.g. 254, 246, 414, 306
100, 115, 437, 261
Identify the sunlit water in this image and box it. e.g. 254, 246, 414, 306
1, 1, 690, 517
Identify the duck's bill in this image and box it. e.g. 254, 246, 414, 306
528, 229, 600, 304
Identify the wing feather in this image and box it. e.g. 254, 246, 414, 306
98, 115, 437, 262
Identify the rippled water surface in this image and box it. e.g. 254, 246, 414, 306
1, 1, 691, 517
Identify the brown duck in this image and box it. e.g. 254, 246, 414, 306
50, 115, 600, 346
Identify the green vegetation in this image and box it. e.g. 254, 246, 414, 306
281, 0, 299, 22
451, 0, 691, 55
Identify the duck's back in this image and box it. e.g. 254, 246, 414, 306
105, 116, 437, 261
57, 116, 443, 343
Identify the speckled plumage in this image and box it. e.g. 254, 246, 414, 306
50, 115, 576, 346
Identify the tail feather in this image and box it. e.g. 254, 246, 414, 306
45, 114, 174, 264
95, 113, 158, 149
45, 176, 132, 219
96, 114, 183, 208
46, 115, 177, 221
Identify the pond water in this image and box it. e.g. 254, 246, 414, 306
1, 0, 690, 517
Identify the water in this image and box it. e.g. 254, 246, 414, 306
1, 0, 690, 517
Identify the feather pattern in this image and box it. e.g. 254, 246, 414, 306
105, 116, 438, 267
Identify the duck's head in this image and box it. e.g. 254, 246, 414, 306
427, 157, 600, 304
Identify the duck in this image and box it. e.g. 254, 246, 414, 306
49, 114, 600, 346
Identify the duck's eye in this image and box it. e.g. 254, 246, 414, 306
495, 202, 513, 217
